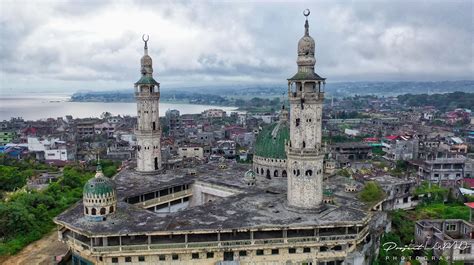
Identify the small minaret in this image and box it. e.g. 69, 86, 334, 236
279, 105, 289, 123
134, 35, 162, 173
286, 10, 326, 210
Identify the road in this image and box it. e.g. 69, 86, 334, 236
1, 231, 68, 265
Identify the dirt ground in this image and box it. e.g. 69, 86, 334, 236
0, 231, 68, 265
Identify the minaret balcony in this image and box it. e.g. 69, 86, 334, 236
135, 92, 160, 99
288, 91, 324, 102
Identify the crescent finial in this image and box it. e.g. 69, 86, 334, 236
303, 9, 310, 17
142, 34, 149, 43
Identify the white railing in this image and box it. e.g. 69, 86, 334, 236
85, 230, 368, 254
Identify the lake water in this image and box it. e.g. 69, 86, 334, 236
0, 93, 238, 120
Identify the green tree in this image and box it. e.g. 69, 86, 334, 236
358, 181, 385, 204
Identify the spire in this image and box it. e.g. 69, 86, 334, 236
304, 9, 310, 36
139, 34, 154, 78
95, 154, 104, 178
142, 34, 149, 56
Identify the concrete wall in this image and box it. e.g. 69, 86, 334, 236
190, 181, 239, 206
253, 156, 287, 179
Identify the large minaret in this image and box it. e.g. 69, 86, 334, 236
134, 35, 162, 173
286, 10, 325, 210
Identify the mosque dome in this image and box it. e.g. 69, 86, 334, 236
83, 163, 117, 221
84, 176, 115, 197
245, 169, 256, 178
254, 122, 289, 159
244, 170, 256, 186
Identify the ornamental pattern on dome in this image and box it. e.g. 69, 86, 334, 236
83, 163, 117, 222
254, 122, 290, 159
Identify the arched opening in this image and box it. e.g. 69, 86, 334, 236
274, 170, 278, 177
100, 208, 106, 215
302, 141, 306, 148
282, 170, 287, 178
154, 157, 159, 170
85, 207, 89, 214
266, 169, 271, 179
91, 208, 97, 215
261, 168, 264, 175
152, 122, 156, 130
333, 245, 343, 251
305, 170, 313, 176
295, 118, 300, 127
110, 206, 114, 213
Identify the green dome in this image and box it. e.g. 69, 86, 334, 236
254, 122, 289, 159
244, 169, 256, 178
83, 176, 115, 196
323, 188, 334, 196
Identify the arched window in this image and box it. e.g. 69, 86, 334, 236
282, 170, 287, 178
266, 169, 271, 179
110, 206, 114, 213
302, 141, 306, 148
91, 208, 97, 215
100, 208, 106, 215
274, 170, 278, 177
85, 207, 89, 214
305, 170, 313, 176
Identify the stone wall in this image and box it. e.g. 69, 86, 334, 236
252, 155, 287, 179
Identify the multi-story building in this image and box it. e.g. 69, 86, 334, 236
0, 131, 15, 145
211, 140, 236, 158
54, 11, 388, 265
76, 119, 99, 138
415, 219, 474, 264
330, 142, 372, 162
382, 135, 419, 161
202, 109, 226, 118
368, 175, 420, 211
417, 154, 466, 187
178, 145, 204, 160
165, 109, 182, 137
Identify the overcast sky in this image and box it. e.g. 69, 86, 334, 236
0, 0, 473, 92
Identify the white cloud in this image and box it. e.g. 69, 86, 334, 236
0, 0, 472, 92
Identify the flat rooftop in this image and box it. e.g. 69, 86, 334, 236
55, 161, 371, 237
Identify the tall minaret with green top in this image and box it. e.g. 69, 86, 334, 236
286, 10, 326, 210
134, 35, 162, 173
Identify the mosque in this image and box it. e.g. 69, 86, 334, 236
55, 10, 388, 265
